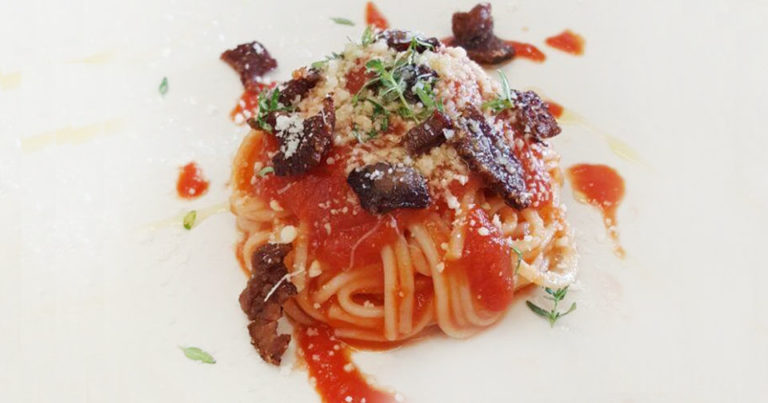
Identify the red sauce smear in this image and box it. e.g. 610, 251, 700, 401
176, 162, 209, 199
506, 41, 546, 62
545, 100, 564, 118
230, 81, 275, 122
545, 30, 585, 55
566, 164, 625, 257
365, 2, 389, 30
297, 324, 395, 403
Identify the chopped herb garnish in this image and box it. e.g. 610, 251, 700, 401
158, 77, 168, 96
413, 79, 443, 115
361, 25, 375, 47
330, 17, 355, 26
526, 286, 577, 327
183, 210, 196, 230
512, 246, 523, 274
482, 70, 516, 113
180, 346, 216, 364
255, 88, 293, 131
363, 57, 415, 119
258, 166, 274, 177
311, 52, 342, 70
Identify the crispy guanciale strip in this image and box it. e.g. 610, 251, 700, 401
452, 106, 531, 209
348, 162, 431, 214
239, 243, 297, 365
379, 30, 441, 53
402, 110, 453, 155
277, 67, 322, 105
220, 41, 277, 91
509, 90, 561, 140
451, 3, 514, 65
272, 96, 336, 176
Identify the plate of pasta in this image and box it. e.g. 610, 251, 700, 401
2, 0, 767, 402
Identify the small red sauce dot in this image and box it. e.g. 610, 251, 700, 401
546, 101, 564, 118
176, 162, 209, 199
545, 30, 585, 55
507, 41, 546, 62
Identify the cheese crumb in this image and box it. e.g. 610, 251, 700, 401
478, 227, 490, 236
280, 225, 298, 243
308, 260, 322, 278
436, 262, 445, 272
269, 200, 283, 211
343, 363, 354, 372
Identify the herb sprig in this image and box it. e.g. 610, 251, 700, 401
330, 17, 355, 26
180, 346, 216, 364
482, 70, 516, 113
183, 210, 196, 230
526, 287, 577, 327
361, 26, 375, 47
254, 88, 293, 131
512, 246, 523, 274
158, 77, 168, 96
311, 52, 342, 70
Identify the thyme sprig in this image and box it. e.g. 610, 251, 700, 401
526, 286, 577, 327
254, 88, 293, 131
482, 70, 517, 113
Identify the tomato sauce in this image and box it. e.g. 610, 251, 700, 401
545, 30, 585, 55
566, 163, 625, 257
546, 101, 564, 119
345, 66, 372, 94
297, 324, 395, 403
365, 2, 389, 30
176, 162, 209, 199
450, 208, 515, 311
506, 41, 546, 62
515, 140, 554, 207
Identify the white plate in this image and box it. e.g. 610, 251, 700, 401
2, 0, 768, 401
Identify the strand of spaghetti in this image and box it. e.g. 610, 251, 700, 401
394, 235, 414, 335
448, 273, 469, 328
517, 249, 577, 289
327, 305, 381, 328
313, 271, 361, 303
333, 304, 434, 342
242, 231, 271, 273
382, 244, 399, 341
337, 277, 385, 318
294, 290, 329, 322
457, 274, 501, 327
283, 299, 314, 325
408, 239, 431, 276
291, 222, 310, 291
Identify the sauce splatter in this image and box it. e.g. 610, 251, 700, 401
177, 162, 209, 199
365, 2, 389, 30
506, 41, 546, 62
567, 164, 625, 257
545, 101, 564, 118
297, 324, 396, 403
545, 30, 585, 55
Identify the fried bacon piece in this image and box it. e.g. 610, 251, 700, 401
452, 106, 531, 209
509, 90, 561, 140
239, 243, 297, 365
347, 162, 431, 214
400, 64, 439, 104
272, 96, 335, 176
220, 41, 277, 91
451, 3, 514, 65
402, 110, 453, 155
277, 67, 322, 105
379, 30, 441, 53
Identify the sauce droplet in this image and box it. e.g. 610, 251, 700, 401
365, 2, 389, 30
545, 100, 564, 118
230, 82, 275, 123
297, 324, 396, 403
545, 30, 585, 55
506, 41, 546, 62
177, 162, 210, 199
566, 164, 625, 257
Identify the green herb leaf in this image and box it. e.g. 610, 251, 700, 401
183, 210, 196, 230
258, 166, 274, 177
159, 77, 168, 96
512, 246, 523, 274
361, 25, 375, 47
180, 346, 215, 364
526, 286, 576, 327
482, 70, 517, 113
331, 17, 355, 26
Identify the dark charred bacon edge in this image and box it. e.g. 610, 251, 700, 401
402, 110, 453, 155
220, 41, 277, 91
347, 162, 432, 214
273, 96, 336, 176
451, 106, 531, 209
379, 30, 441, 53
450, 3, 515, 65
509, 90, 561, 140
239, 243, 297, 365
278, 67, 322, 105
